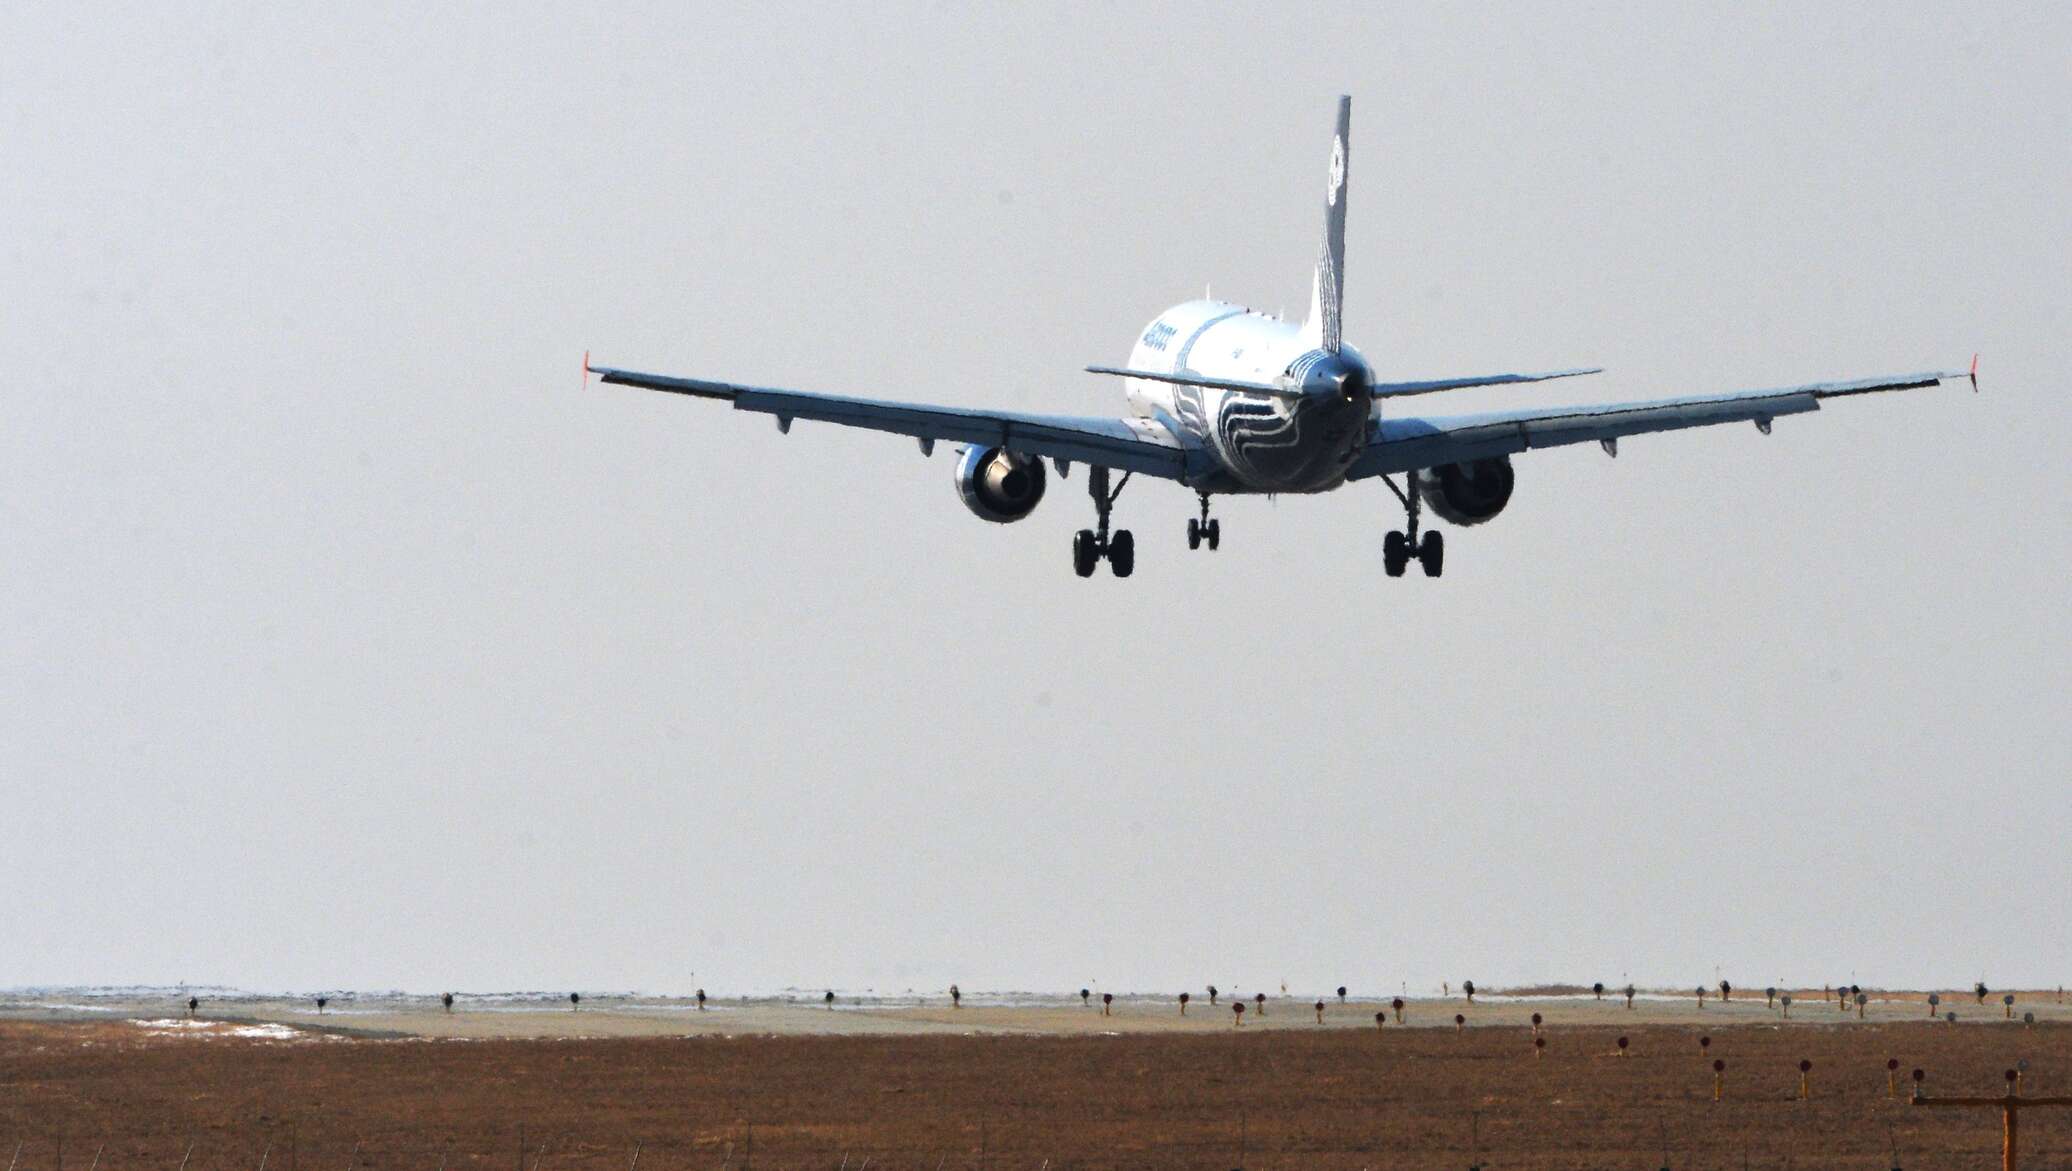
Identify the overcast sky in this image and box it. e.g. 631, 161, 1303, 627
4, 3, 2067, 998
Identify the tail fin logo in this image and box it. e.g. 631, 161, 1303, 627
1328, 136, 1345, 206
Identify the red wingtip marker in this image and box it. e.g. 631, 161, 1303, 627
1969, 352, 1978, 393
583, 349, 592, 392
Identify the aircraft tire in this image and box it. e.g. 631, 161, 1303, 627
1383, 530, 1408, 577
1419, 530, 1444, 577
1187, 518, 1201, 550
1206, 518, 1220, 550
1073, 530, 1099, 578
1109, 529, 1135, 578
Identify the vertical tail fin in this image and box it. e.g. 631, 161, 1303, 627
1299, 95, 1351, 354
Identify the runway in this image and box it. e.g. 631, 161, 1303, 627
7, 985, 2066, 1037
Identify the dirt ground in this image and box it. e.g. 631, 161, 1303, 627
2, 1020, 2066, 1170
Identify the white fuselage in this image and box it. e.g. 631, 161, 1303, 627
1120, 299, 1373, 494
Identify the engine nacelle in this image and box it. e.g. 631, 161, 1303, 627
955, 446, 1047, 523
1414, 457, 1514, 527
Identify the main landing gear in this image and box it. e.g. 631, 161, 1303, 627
1186, 492, 1221, 551
1380, 474, 1444, 578
1074, 465, 1134, 578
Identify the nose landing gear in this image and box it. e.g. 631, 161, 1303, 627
1380, 474, 1444, 578
1186, 492, 1221, 551
1074, 465, 1135, 578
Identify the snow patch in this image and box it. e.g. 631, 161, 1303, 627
130, 1019, 323, 1041
224, 1023, 305, 1040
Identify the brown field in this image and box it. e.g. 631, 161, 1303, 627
2, 1020, 2067, 1170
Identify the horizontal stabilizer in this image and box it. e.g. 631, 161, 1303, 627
1083, 364, 1304, 400
1372, 367, 1603, 397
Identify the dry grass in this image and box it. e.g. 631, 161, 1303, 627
2, 1020, 2067, 1169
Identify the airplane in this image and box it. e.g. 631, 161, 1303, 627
587, 95, 1974, 580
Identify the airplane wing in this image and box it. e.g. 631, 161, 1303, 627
1348, 366, 1973, 479
589, 362, 1192, 478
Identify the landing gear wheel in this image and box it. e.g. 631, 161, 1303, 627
1383, 530, 1409, 578
1418, 530, 1444, 578
1109, 529, 1135, 578
1079, 466, 1134, 580
1073, 529, 1099, 578
1189, 492, 1220, 553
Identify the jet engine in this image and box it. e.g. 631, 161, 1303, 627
1414, 457, 1514, 526
955, 446, 1047, 523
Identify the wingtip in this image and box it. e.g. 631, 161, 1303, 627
582, 349, 591, 391
1969, 352, 1979, 393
